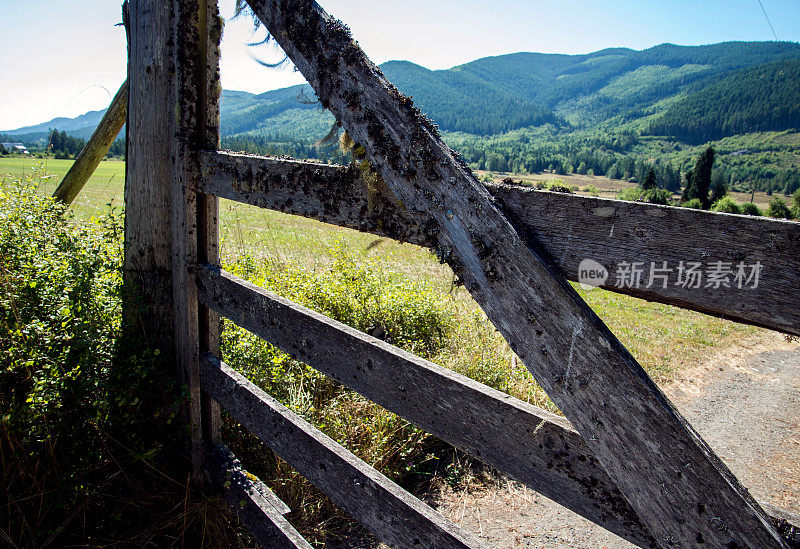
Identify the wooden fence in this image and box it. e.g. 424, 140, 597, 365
63, 0, 800, 547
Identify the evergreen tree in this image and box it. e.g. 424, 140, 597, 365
682, 147, 715, 209
641, 168, 657, 190
710, 169, 727, 204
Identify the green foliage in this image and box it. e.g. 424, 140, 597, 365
0, 173, 121, 441
711, 196, 741, 214
682, 198, 704, 209
648, 60, 800, 143
0, 170, 212, 547
766, 197, 794, 219
641, 168, 657, 190
682, 147, 715, 209
543, 179, 574, 193
740, 202, 762, 216
47, 128, 85, 158
617, 186, 672, 205
793, 190, 800, 219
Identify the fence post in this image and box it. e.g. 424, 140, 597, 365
123, 0, 175, 355
170, 0, 223, 473
124, 0, 221, 476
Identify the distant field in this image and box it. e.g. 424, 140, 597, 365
478, 169, 792, 210
0, 157, 126, 218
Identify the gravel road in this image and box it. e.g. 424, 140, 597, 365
424, 331, 800, 548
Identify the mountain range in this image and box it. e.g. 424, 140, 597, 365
5, 41, 800, 147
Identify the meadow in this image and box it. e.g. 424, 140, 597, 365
0, 155, 763, 543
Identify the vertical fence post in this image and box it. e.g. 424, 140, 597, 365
124, 0, 175, 352
170, 0, 223, 474
125, 0, 221, 477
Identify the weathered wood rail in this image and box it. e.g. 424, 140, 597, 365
52, 79, 128, 204
48, 0, 796, 546
200, 150, 800, 337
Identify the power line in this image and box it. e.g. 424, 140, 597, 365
756, 0, 780, 42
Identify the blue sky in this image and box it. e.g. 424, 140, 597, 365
1, 0, 799, 129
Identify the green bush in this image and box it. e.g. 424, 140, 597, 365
740, 202, 762, 216
711, 196, 741, 214
0, 171, 227, 547
766, 197, 794, 219
0, 174, 122, 441
583, 185, 600, 196
682, 198, 704, 209
617, 186, 672, 205
544, 179, 573, 193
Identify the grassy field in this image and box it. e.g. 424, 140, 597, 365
0, 155, 760, 395
0, 156, 126, 218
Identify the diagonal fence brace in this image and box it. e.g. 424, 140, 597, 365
243, 1, 788, 547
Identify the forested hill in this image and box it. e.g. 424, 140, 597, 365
379, 61, 562, 134
645, 59, 800, 143
7, 41, 800, 145
214, 41, 800, 139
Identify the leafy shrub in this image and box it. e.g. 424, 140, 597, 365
0, 175, 122, 441
711, 196, 741, 214
740, 202, 762, 216
682, 198, 704, 209
544, 179, 573, 193
766, 197, 794, 219
583, 185, 600, 196
617, 186, 672, 205
0, 171, 230, 547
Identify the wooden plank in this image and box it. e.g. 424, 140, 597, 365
53, 79, 127, 205
169, 0, 223, 474
201, 150, 800, 337
241, 2, 788, 546
200, 354, 487, 549
206, 444, 312, 549
491, 184, 800, 337
197, 265, 800, 548
208, 444, 291, 515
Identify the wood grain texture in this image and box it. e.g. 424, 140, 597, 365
169, 0, 223, 473
201, 150, 800, 337
242, 2, 787, 546
491, 184, 800, 337
124, 0, 176, 351
200, 354, 486, 549
205, 445, 312, 548
53, 80, 127, 205
199, 266, 800, 548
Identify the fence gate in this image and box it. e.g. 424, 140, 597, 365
100, 0, 800, 547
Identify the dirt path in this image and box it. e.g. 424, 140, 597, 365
424, 331, 800, 548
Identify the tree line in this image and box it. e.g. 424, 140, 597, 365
47, 129, 86, 159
